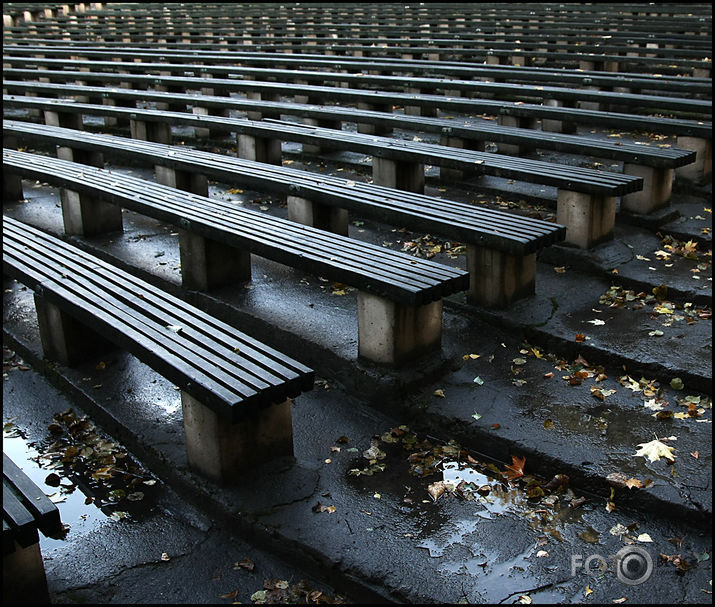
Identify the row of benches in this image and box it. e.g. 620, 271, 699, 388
4, 87, 696, 221
5, 30, 710, 76
4, 93, 643, 250
7, 45, 709, 98
5, 54, 710, 118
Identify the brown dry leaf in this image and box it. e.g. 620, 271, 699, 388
428, 481, 447, 501
575, 333, 586, 342
219, 589, 239, 600
233, 557, 255, 572
504, 455, 526, 481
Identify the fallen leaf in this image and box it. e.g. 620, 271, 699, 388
575, 333, 586, 342
634, 439, 676, 463
161, 552, 171, 562
504, 455, 526, 481
233, 557, 255, 571
433, 389, 446, 398
637, 533, 653, 543
428, 480, 447, 501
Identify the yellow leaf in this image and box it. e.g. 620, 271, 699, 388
433, 389, 446, 398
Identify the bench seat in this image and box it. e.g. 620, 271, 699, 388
3, 452, 63, 603
3, 149, 470, 365
3, 215, 315, 484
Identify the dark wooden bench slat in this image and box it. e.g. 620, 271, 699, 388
3, 481, 38, 550
3, 453, 62, 539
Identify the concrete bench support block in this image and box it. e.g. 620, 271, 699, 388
191, 105, 232, 139
237, 134, 282, 165
43, 110, 83, 130
496, 115, 537, 154
246, 91, 280, 120
675, 136, 712, 184
55, 146, 123, 236
3, 171, 24, 202
541, 100, 577, 134
155, 166, 209, 197
101, 96, 134, 127
357, 291, 442, 365
621, 164, 673, 215
181, 392, 293, 484
301, 118, 343, 154
2, 540, 50, 604
372, 157, 425, 193
439, 136, 485, 180
34, 296, 114, 366
405, 88, 436, 117
178, 230, 251, 291
130, 119, 172, 144
467, 246, 536, 308
557, 190, 617, 249
287, 195, 349, 236
356, 101, 394, 135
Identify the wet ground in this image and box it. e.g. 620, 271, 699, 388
2, 108, 712, 603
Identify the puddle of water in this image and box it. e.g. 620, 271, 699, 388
3, 434, 110, 551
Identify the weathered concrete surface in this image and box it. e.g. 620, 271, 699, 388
2, 123, 711, 603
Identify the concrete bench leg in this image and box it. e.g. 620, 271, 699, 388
34, 296, 114, 366
621, 164, 673, 215
356, 101, 394, 135
178, 230, 252, 291
301, 118, 342, 154
102, 96, 135, 127
3, 171, 24, 202
541, 100, 577, 134
287, 195, 349, 236
155, 166, 209, 197
2, 540, 50, 604
357, 292, 442, 365
496, 115, 538, 154
557, 190, 617, 249
181, 392, 293, 484
372, 157, 425, 193
246, 90, 280, 120
130, 119, 172, 144
467, 246, 536, 308
405, 88, 436, 117
55, 146, 123, 236
675, 136, 712, 185
191, 104, 232, 139
237, 134, 283, 165
43, 110, 83, 131
439, 136, 486, 180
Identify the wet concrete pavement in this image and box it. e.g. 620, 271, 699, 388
2, 117, 712, 603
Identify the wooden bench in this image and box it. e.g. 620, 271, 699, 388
3, 451, 64, 604
3, 117, 565, 308
3, 149, 470, 366
3, 215, 315, 485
